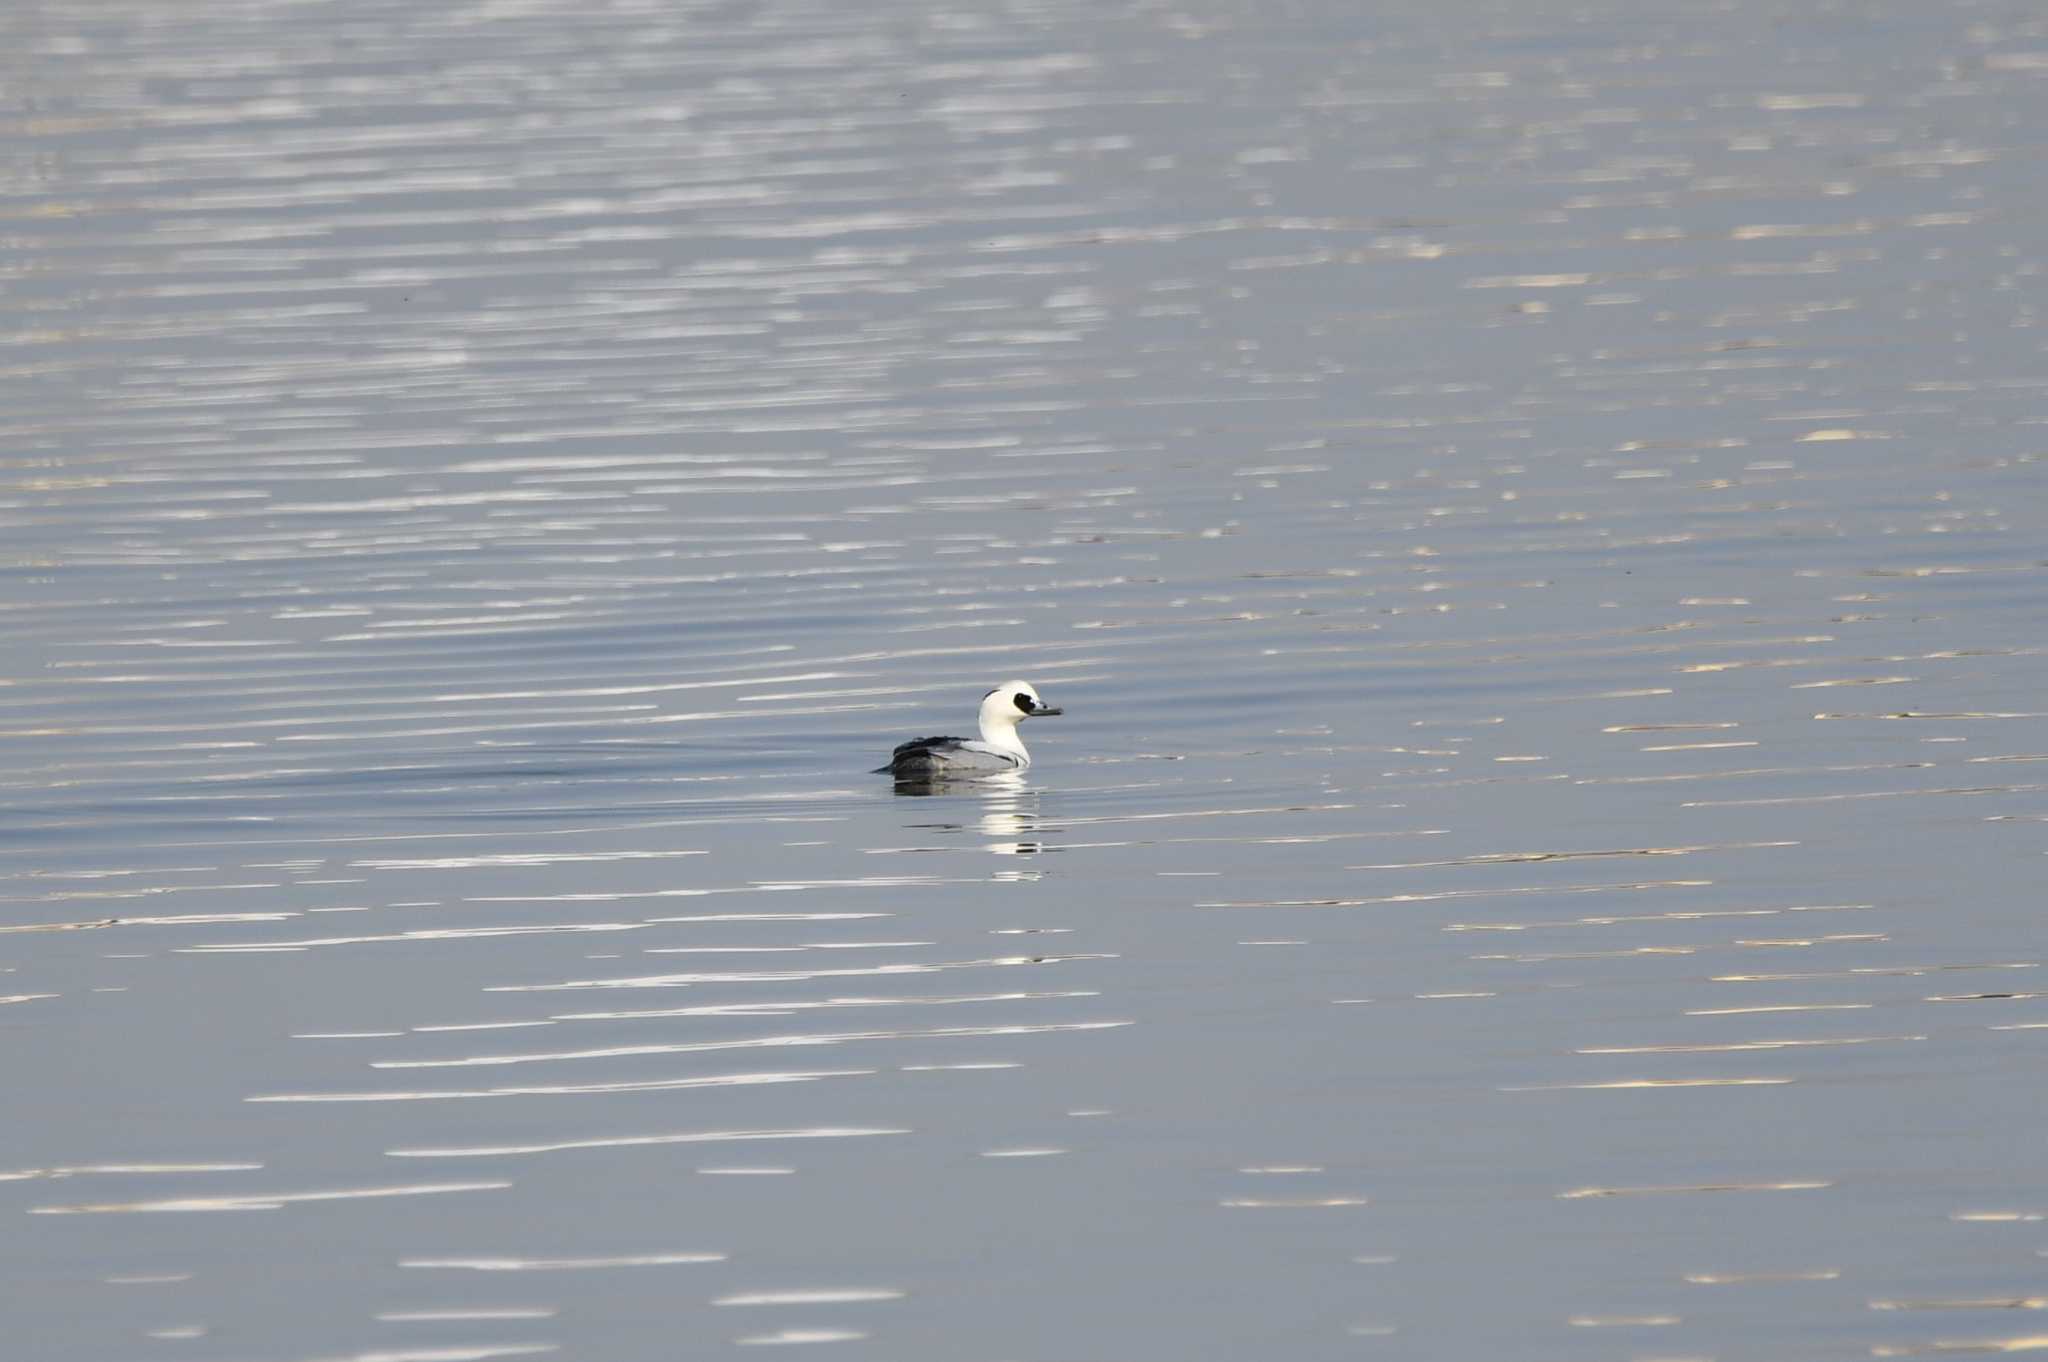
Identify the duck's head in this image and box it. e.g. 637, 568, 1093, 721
979, 680, 1063, 729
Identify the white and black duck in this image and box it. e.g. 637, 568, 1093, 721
876, 681, 1063, 779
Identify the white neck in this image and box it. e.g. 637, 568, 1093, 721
978, 706, 1030, 766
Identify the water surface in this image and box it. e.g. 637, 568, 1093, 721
6, 1, 2048, 1358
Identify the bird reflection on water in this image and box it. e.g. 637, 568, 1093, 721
891, 772, 1049, 857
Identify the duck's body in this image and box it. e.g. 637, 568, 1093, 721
876, 681, 1062, 780
879, 735, 1028, 778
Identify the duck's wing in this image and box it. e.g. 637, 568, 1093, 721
892, 735, 963, 760
876, 736, 1019, 776
874, 735, 968, 775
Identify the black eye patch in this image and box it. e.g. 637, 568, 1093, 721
1014, 693, 1035, 713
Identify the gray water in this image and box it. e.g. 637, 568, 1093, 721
6, 1, 2048, 1358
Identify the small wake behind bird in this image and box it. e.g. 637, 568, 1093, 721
875, 681, 1064, 780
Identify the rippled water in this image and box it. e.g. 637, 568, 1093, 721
7, 1, 2048, 1358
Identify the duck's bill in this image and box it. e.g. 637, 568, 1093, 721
1030, 705, 1064, 716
